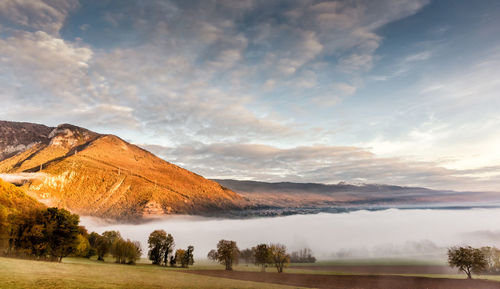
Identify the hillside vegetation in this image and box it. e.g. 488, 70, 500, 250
0, 178, 45, 249
0, 178, 44, 216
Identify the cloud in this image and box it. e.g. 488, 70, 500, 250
0, 30, 93, 106
0, 0, 431, 140
312, 82, 356, 107
12, 0, 500, 193
142, 142, 500, 191
0, 0, 78, 35
338, 53, 374, 72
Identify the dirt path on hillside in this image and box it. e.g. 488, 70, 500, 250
185, 270, 500, 289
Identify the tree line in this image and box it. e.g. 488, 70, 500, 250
207, 240, 314, 273
0, 206, 144, 265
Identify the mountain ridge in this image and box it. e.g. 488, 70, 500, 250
0, 121, 247, 221
212, 179, 500, 209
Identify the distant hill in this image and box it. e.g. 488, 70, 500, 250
213, 179, 500, 209
0, 121, 246, 221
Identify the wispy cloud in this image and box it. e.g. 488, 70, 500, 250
142, 142, 500, 191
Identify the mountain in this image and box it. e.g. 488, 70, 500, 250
0, 121, 246, 221
213, 179, 500, 209
0, 121, 53, 162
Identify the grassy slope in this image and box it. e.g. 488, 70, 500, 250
0, 257, 303, 289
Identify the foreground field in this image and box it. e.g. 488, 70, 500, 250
187, 270, 500, 289
289, 259, 457, 275
2, 257, 500, 289
0, 257, 302, 289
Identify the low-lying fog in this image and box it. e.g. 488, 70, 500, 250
81, 208, 500, 260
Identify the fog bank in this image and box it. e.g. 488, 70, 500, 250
81, 208, 500, 260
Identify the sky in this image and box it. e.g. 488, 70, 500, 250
1, 0, 500, 191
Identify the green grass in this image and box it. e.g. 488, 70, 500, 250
3, 256, 500, 288
0, 257, 305, 289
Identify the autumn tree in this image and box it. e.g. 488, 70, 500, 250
214, 239, 239, 270
183, 245, 194, 267
40, 207, 80, 262
88, 232, 110, 261
0, 206, 8, 251
448, 246, 487, 279
175, 249, 185, 267
254, 244, 271, 272
8, 207, 80, 262
112, 238, 142, 265
73, 234, 91, 257
147, 230, 174, 266
269, 243, 290, 273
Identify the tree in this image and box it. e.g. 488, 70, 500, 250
163, 233, 174, 266
73, 234, 91, 257
147, 230, 174, 266
42, 207, 80, 262
175, 249, 186, 267
239, 248, 255, 265
290, 248, 316, 263
103, 231, 121, 246
480, 246, 500, 273
0, 206, 9, 251
215, 239, 239, 270
148, 230, 167, 265
88, 232, 109, 261
112, 238, 141, 265
254, 244, 271, 272
448, 246, 487, 279
128, 240, 142, 264
8, 207, 80, 261
169, 255, 176, 267
269, 243, 290, 273
182, 245, 194, 268
207, 249, 218, 262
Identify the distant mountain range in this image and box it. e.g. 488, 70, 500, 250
1, 120, 498, 222
0, 121, 245, 221
213, 179, 500, 211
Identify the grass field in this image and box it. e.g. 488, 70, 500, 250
2, 256, 500, 289
0, 257, 304, 289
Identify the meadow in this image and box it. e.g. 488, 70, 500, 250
0, 257, 302, 289
2, 257, 500, 289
